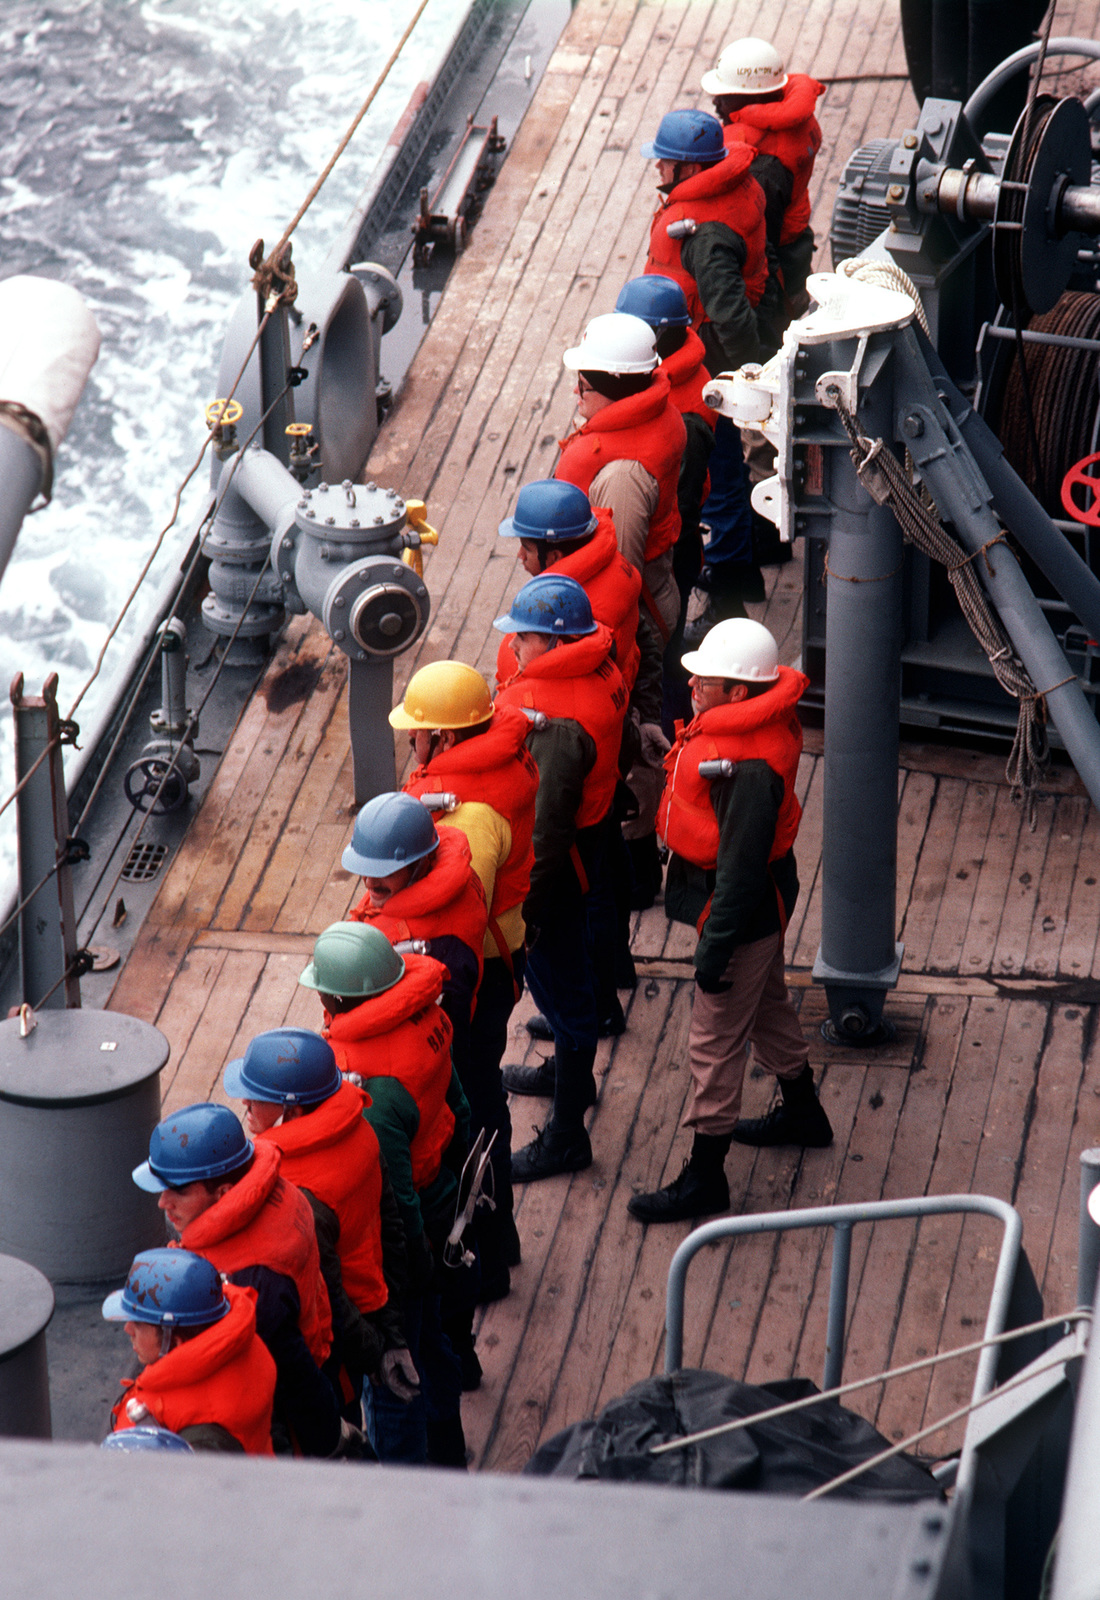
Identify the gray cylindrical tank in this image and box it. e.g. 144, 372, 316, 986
0, 1253, 54, 1437
0, 1011, 169, 1283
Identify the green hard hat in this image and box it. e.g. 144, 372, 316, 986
299, 922, 405, 1000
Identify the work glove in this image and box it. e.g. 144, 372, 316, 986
328, 1416, 369, 1461
381, 1347, 421, 1403
695, 971, 732, 995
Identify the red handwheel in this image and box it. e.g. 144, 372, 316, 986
1060, 452, 1100, 526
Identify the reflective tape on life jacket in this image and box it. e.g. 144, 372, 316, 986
259, 1081, 389, 1315
349, 827, 487, 992
495, 626, 628, 830
657, 665, 809, 868
556, 369, 686, 563
179, 1139, 333, 1368
325, 954, 456, 1192
110, 1283, 276, 1455
403, 705, 538, 924
722, 75, 824, 244
645, 146, 769, 322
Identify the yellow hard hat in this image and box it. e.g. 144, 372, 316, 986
388, 660, 494, 730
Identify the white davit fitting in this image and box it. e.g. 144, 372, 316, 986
0, 275, 101, 460
700, 271, 918, 544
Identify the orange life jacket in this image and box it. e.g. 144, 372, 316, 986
496, 510, 642, 692
660, 328, 717, 427
257, 1081, 388, 1315
495, 625, 628, 830
658, 666, 809, 868
403, 705, 538, 926
349, 826, 487, 993
178, 1140, 332, 1368
111, 1284, 276, 1455
555, 369, 686, 563
645, 146, 769, 325
324, 954, 455, 1192
722, 75, 824, 244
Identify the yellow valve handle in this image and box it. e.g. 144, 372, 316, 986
206, 398, 243, 428
401, 497, 439, 577
285, 422, 313, 437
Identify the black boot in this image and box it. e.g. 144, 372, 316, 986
627, 1132, 731, 1224
502, 1058, 555, 1096
732, 1064, 833, 1148
503, 1055, 598, 1105
511, 1042, 595, 1183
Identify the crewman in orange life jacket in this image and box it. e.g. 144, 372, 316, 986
392, 660, 539, 1300
299, 921, 471, 1468
556, 311, 684, 731
628, 619, 832, 1226
224, 1028, 419, 1422
132, 1101, 347, 1457
103, 1247, 276, 1455
702, 36, 824, 321
498, 478, 644, 1014
642, 107, 776, 634
494, 573, 628, 1182
614, 273, 716, 743
345, 791, 487, 1113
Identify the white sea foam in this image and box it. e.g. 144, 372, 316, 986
0, 0, 464, 904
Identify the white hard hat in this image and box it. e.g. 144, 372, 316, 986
701, 37, 788, 97
563, 313, 658, 375
681, 617, 780, 681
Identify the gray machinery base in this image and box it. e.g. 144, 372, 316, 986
0, 1253, 53, 1438
0, 1011, 168, 1283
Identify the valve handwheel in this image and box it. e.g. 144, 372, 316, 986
205, 398, 243, 428
1060, 452, 1100, 527
124, 757, 188, 814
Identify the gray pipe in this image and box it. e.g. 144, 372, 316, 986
963, 38, 1100, 128
1078, 1149, 1100, 1310
1049, 1268, 1100, 1600
932, 365, 1100, 643
815, 333, 903, 1031
0, 427, 45, 588
214, 443, 301, 535
897, 334, 1100, 813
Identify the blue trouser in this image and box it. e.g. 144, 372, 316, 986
525, 829, 602, 1055
700, 415, 753, 568
362, 1291, 462, 1464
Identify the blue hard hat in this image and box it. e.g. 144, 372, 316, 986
615, 275, 691, 330
640, 109, 726, 164
132, 1103, 253, 1193
499, 480, 599, 542
102, 1248, 231, 1328
224, 1027, 341, 1107
493, 573, 597, 637
101, 1426, 194, 1454
342, 790, 440, 878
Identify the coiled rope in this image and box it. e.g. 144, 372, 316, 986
827, 389, 1052, 819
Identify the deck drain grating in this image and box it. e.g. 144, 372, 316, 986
120, 841, 168, 882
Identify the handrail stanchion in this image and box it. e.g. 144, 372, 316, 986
823, 1221, 853, 1392
665, 1196, 1022, 1425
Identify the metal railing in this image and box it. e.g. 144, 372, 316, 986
665, 1194, 1022, 1405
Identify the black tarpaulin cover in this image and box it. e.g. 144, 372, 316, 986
524, 1368, 944, 1501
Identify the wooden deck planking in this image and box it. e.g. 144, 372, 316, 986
95, 0, 1100, 1480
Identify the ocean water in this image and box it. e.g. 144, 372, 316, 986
0, 0, 465, 888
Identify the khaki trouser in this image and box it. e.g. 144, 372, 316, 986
684, 932, 808, 1135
